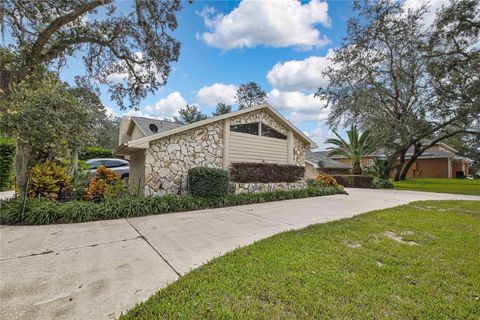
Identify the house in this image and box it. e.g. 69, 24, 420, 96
324, 141, 472, 179
305, 150, 351, 178
115, 104, 317, 195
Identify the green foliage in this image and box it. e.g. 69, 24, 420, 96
0, 137, 16, 191
333, 175, 374, 188
28, 161, 71, 201
0, 77, 87, 162
372, 177, 394, 189
212, 103, 232, 116
188, 167, 229, 197
362, 158, 386, 177
86, 166, 124, 201
174, 105, 208, 124
236, 82, 267, 109
326, 125, 376, 175
230, 163, 305, 183
79, 147, 113, 160
0, 186, 346, 225
2, 1, 185, 109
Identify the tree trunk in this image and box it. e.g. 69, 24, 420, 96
383, 149, 404, 179
72, 148, 79, 173
400, 144, 422, 180
382, 155, 397, 179
394, 152, 406, 181
15, 140, 30, 194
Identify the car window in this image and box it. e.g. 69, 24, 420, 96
88, 160, 102, 169
105, 160, 125, 168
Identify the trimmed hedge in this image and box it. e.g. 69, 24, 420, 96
373, 177, 394, 189
79, 146, 113, 160
0, 138, 16, 191
188, 167, 229, 197
230, 162, 305, 183
333, 175, 374, 188
0, 185, 346, 225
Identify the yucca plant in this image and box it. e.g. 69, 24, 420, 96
326, 125, 376, 175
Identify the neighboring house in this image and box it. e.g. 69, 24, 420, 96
115, 104, 316, 195
327, 141, 472, 178
305, 150, 351, 178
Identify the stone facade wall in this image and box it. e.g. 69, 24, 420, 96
144, 122, 224, 195
142, 109, 309, 196
293, 136, 307, 166
230, 180, 308, 195
230, 110, 289, 135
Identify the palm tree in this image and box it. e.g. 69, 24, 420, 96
326, 125, 376, 175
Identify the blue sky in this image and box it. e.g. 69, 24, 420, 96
4, 0, 447, 148
53, 0, 356, 149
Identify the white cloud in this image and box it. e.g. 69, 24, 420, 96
199, 0, 331, 50
143, 92, 187, 119
196, 83, 237, 106
304, 125, 336, 150
403, 0, 448, 28
267, 49, 334, 91
268, 89, 330, 123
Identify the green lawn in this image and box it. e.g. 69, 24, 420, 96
394, 178, 480, 195
121, 201, 480, 320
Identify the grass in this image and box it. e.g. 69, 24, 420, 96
121, 200, 480, 320
394, 178, 480, 195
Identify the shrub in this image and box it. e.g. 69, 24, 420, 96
372, 177, 394, 189
0, 137, 16, 191
28, 161, 71, 201
315, 174, 338, 187
79, 146, 112, 160
0, 185, 346, 225
230, 163, 305, 183
333, 175, 373, 188
306, 179, 325, 188
188, 167, 229, 197
86, 166, 123, 200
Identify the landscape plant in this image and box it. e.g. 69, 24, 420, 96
230, 163, 305, 183
86, 166, 124, 201
326, 125, 376, 175
79, 147, 113, 160
28, 161, 71, 201
188, 167, 230, 197
0, 185, 346, 225
0, 137, 16, 191
314, 174, 338, 187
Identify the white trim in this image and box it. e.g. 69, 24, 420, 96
130, 118, 148, 136
287, 130, 294, 164
223, 118, 230, 169
127, 104, 318, 149
305, 159, 318, 168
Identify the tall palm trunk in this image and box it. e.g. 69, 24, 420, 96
351, 162, 362, 175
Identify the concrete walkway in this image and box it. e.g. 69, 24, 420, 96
1, 189, 478, 320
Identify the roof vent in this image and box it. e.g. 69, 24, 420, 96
149, 123, 158, 133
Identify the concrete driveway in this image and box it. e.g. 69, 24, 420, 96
1, 189, 478, 320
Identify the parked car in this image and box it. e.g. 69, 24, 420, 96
85, 158, 129, 180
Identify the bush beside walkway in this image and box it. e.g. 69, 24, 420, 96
0, 186, 346, 225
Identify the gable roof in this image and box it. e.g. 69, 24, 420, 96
130, 116, 184, 136
306, 150, 351, 169
125, 104, 317, 149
